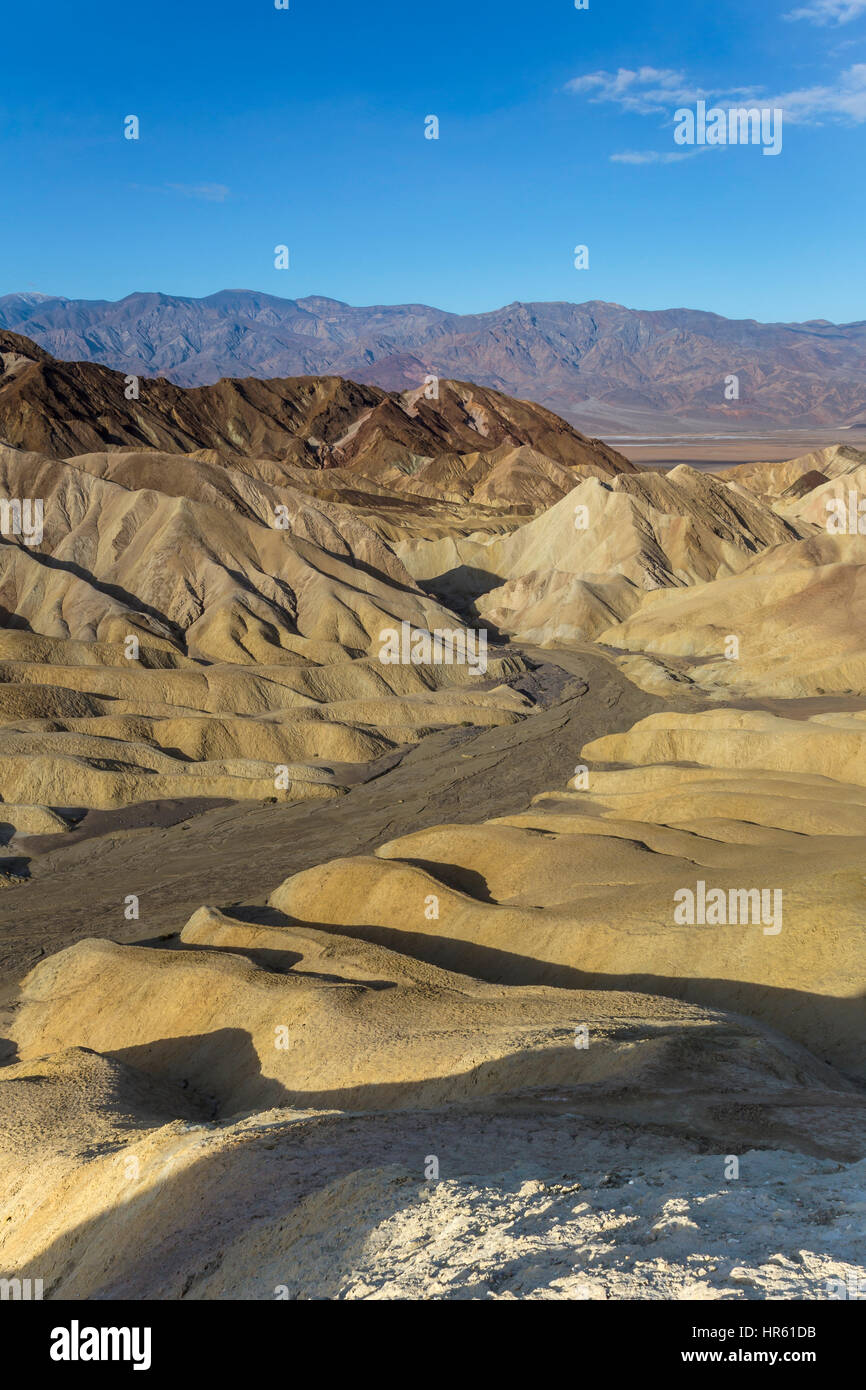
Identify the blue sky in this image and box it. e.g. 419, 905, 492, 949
2, 0, 865, 321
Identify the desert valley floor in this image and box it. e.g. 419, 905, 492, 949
0, 328, 864, 1300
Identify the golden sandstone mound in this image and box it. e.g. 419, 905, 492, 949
14, 925, 793, 1118
399, 443, 866, 700
0, 644, 527, 808
397, 465, 801, 642
3, 872, 865, 1302
0, 443, 457, 657
776, 462, 866, 529
598, 533, 866, 697
266, 709, 866, 1077
718, 443, 866, 501
2, 853, 865, 1297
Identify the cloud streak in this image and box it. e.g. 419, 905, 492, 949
609, 149, 701, 164
567, 63, 866, 126
565, 68, 711, 115
769, 64, 866, 122
165, 183, 231, 203
785, 0, 866, 24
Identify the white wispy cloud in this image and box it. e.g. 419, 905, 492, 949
165, 183, 231, 202
785, 0, 866, 24
565, 68, 710, 115
609, 149, 699, 164
567, 63, 866, 126
769, 63, 866, 121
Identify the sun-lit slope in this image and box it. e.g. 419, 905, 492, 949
262, 707, 866, 1075
0, 443, 462, 660
415, 448, 866, 694
0, 437, 531, 810
14, 924, 782, 1118
6, 330, 866, 1303
0, 637, 527, 809
2, 1052, 864, 1300
3, 840, 865, 1299
597, 532, 866, 697
329, 378, 634, 478
718, 444, 866, 501
396, 464, 802, 642
358, 439, 629, 513
773, 462, 866, 528
0, 334, 386, 460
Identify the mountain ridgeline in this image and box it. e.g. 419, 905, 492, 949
2, 291, 866, 431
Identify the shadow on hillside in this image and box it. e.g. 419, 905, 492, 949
9, 1028, 866, 1299
386, 859, 498, 903
239, 915, 866, 1079
19, 550, 183, 643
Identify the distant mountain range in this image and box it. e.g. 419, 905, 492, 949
1, 290, 865, 433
